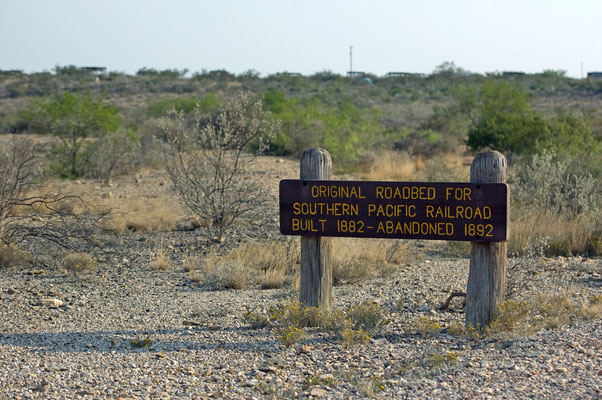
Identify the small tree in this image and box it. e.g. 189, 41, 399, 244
162, 92, 278, 241
0, 136, 105, 263
41, 92, 121, 178
0, 136, 39, 244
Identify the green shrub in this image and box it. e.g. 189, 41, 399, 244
145, 94, 220, 118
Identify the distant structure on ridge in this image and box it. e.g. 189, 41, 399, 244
587, 71, 602, 79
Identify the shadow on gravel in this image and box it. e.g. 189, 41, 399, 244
0, 327, 280, 354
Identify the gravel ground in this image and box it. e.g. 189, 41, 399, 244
0, 156, 601, 399
1, 236, 600, 399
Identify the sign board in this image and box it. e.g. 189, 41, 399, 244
280, 179, 509, 242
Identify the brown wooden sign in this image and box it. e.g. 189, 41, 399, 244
280, 179, 509, 242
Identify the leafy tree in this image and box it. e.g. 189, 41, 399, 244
41, 92, 121, 178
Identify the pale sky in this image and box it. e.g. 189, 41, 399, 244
1, 0, 601, 78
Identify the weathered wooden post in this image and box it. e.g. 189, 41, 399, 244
299, 148, 333, 310
466, 150, 508, 329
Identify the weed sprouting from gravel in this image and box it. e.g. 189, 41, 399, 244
62, 251, 98, 274
346, 302, 388, 333
242, 306, 270, 329
130, 336, 152, 348
303, 374, 336, 388
149, 246, 171, 271
428, 351, 460, 367
243, 300, 389, 349
357, 375, 385, 398
275, 325, 307, 347
341, 328, 371, 347
407, 316, 442, 337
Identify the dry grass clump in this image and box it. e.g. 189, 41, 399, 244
357, 151, 469, 182
149, 246, 172, 271
332, 238, 409, 284
203, 261, 251, 290
195, 239, 300, 289
62, 251, 98, 274
358, 151, 422, 181
442, 241, 470, 258
0, 242, 30, 268
582, 295, 602, 320
101, 197, 182, 233
510, 213, 600, 256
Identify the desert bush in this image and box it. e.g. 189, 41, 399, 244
242, 307, 271, 329
86, 128, 140, 184
0, 136, 40, 243
201, 239, 299, 289
269, 300, 322, 328
581, 295, 602, 320
465, 80, 547, 155
510, 151, 602, 255
506, 238, 547, 300
512, 151, 601, 218
162, 91, 277, 241
62, 251, 98, 274
482, 294, 596, 336
487, 299, 530, 333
